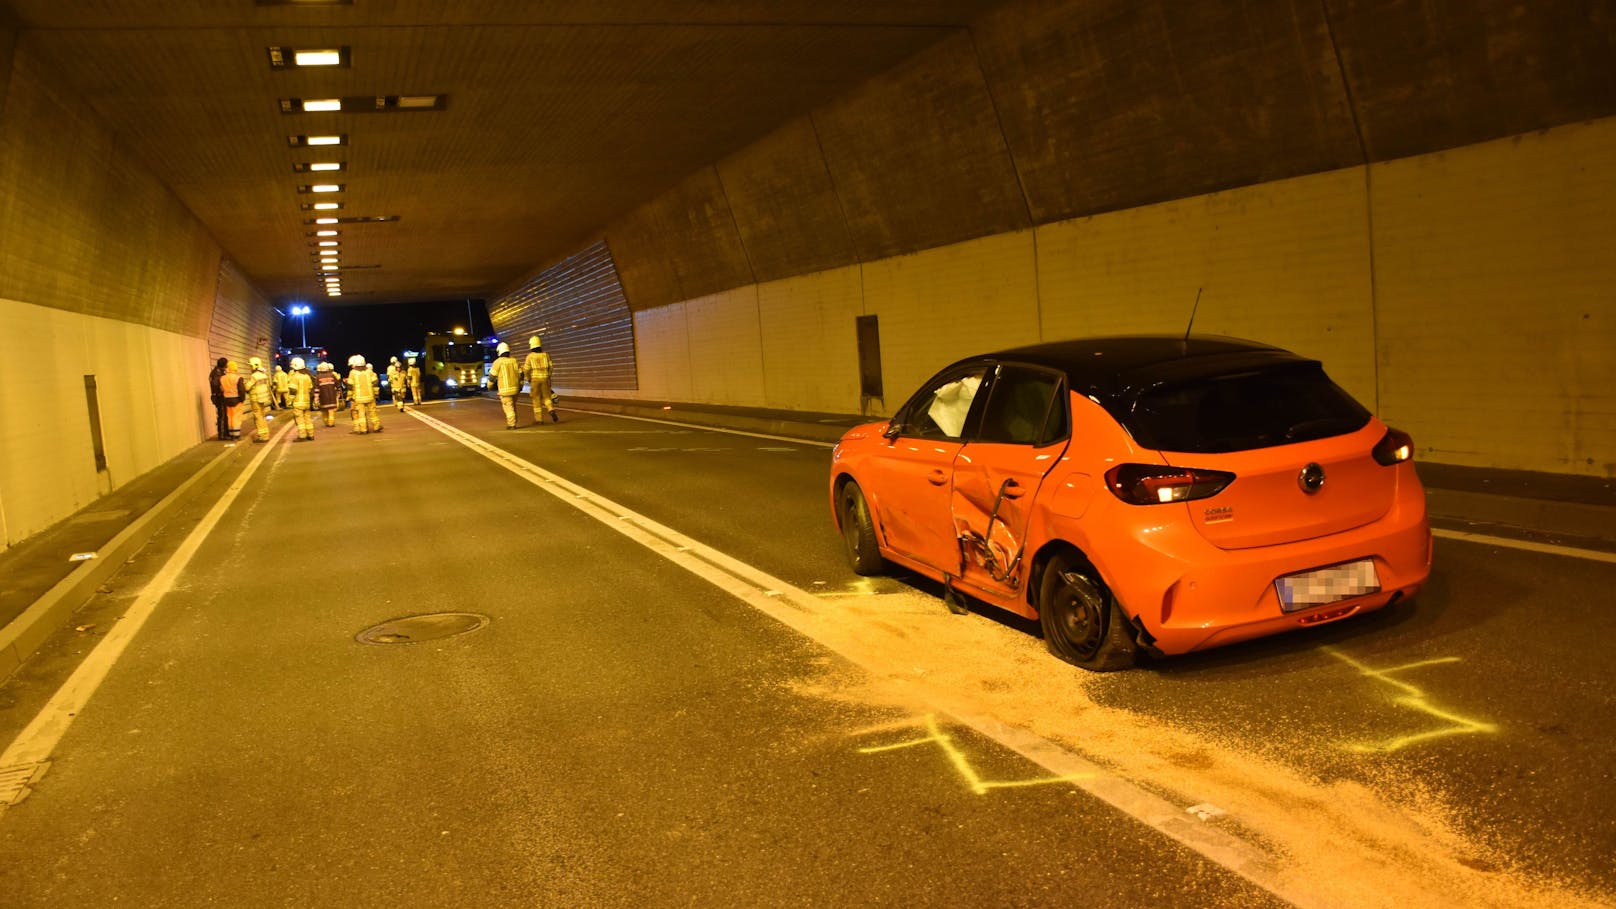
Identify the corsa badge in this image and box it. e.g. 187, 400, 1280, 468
1203, 505, 1235, 524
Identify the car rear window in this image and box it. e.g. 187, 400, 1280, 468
1123, 364, 1370, 454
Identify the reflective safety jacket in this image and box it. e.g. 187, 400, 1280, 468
523, 351, 552, 383
249, 367, 274, 404
273, 368, 290, 394
288, 369, 314, 408
489, 353, 521, 395
387, 364, 404, 390
347, 367, 379, 404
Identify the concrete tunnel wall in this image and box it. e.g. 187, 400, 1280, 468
525, 0, 1614, 478
0, 39, 273, 550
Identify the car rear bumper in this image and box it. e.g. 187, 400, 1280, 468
1080, 481, 1432, 656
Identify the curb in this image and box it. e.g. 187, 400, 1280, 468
0, 444, 236, 682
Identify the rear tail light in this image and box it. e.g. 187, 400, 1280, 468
1104, 464, 1236, 505
1373, 427, 1414, 465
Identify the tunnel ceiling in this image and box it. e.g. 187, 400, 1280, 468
1, 1, 1006, 307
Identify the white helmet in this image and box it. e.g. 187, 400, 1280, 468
407, 356, 416, 365
496, 341, 510, 355
249, 356, 263, 369
348, 354, 362, 368
290, 357, 305, 370
390, 356, 400, 365
317, 361, 332, 372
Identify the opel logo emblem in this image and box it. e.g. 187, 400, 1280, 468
1298, 462, 1326, 494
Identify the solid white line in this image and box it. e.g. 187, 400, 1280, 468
564, 406, 839, 448
1432, 527, 1616, 564
408, 408, 1301, 905
0, 424, 294, 770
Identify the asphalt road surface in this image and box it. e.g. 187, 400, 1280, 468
0, 398, 1611, 908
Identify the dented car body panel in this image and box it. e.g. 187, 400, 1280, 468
829, 336, 1433, 665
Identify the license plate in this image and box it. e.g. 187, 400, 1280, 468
1275, 559, 1380, 612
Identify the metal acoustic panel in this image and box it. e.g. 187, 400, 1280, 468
207, 259, 275, 368
489, 241, 637, 391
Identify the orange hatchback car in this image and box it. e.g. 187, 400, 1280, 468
829, 336, 1431, 671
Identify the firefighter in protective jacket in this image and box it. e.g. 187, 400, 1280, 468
489, 342, 522, 429
247, 357, 275, 443
288, 357, 315, 441
347, 355, 382, 434
523, 335, 557, 424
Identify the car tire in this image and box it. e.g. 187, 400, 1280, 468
1038, 553, 1136, 672
839, 481, 886, 576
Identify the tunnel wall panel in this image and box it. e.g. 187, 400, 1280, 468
611, 116, 1614, 477
1034, 168, 1378, 409
1370, 119, 1616, 475
488, 241, 638, 391
0, 298, 210, 548
715, 118, 857, 284
1329, 0, 1616, 162
684, 288, 768, 407
0, 43, 267, 550
971, 0, 1363, 222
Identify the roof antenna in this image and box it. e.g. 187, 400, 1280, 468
1183, 287, 1203, 342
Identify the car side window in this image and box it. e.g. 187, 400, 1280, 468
899, 367, 990, 441
977, 366, 1066, 446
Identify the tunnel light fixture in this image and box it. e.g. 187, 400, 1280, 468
266, 45, 352, 69
293, 161, 345, 174
297, 183, 344, 194
315, 230, 338, 237
288, 135, 347, 148
317, 240, 339, 247
303, 215, 397, 225
304, 98, 342, 112
306, 202, 342, 211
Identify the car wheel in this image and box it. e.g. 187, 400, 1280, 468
1038, 554, 1136, 672
839, 482, 886, 576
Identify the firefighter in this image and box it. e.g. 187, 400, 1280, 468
489, 341, 522, 429
287, 357, 315, 441
314, 361, 343, 427
347, 354, 382, 434
523, 335, 558, 424
220, 360, 245, 440
407, 356, 424, 407
387, 356, 407, 411
245, 357, 275, 442
272, 364, 290, 409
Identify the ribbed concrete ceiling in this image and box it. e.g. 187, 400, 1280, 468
2, 1, 1005, 306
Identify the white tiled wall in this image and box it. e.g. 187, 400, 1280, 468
0, 298, 210, 548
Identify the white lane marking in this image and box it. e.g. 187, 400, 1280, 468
409, 408, 1296, 904
1432, 527, 1616, 564
564, 406, 838, 449
0, 423, 295, 771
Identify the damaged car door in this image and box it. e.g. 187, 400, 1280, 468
949, 364, 1070, 598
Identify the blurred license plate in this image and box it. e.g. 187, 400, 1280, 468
1275, 559, 1380, 612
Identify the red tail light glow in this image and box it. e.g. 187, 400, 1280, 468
1104, 464, 1236, 505
1373, 427, 1414, 465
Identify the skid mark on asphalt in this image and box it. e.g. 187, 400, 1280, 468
1323, 646, 1498, 752
856, 714, 1093, 795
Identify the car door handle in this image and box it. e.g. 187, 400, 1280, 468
927, 469, 948, 486
1001, 479, 1026, 499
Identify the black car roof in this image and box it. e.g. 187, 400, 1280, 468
967, 335, 1320, 415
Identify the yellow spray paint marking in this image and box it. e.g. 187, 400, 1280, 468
857, 714, 1093, 794
1323, 647, 1498, 753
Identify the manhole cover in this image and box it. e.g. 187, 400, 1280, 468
356, 612, 489, 645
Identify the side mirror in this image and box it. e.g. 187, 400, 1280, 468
882, 421, 903, 440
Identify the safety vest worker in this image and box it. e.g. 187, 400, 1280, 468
272, 365, 290, 409
247, 357, 275, 443
287, 358, 315, 441
387, 356, 407, 411
346, 355, 382, 434
523, 335, 557, 424
489, 342, 522, 429
407, 357, 424, 406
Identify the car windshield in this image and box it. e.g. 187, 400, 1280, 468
1124, 363, 1370, 453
